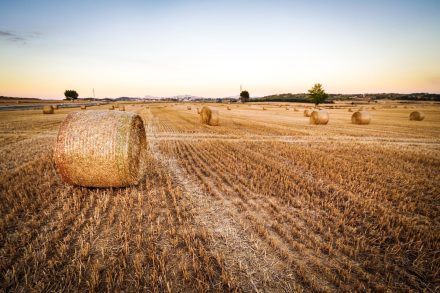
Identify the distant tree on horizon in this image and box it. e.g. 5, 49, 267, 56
240, 90, 250, 102
308, 83, 328, 105
64, 90, 79, 101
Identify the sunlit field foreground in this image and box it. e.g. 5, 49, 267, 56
1, 102, 439, 292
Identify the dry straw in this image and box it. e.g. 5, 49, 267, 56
409, 111, 425, 121
309, 110, 329, 125
54, 110, 147, 187
304, 109, 312, 117
43, 105, 54, 114
351, 111, 371, 125
200, 106, 219, 126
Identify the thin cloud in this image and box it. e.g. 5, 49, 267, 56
0, 30, 41, 44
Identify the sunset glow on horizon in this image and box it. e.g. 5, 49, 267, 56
1, 0, 439, 99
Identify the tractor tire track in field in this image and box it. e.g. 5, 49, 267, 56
145, 110, 303, 291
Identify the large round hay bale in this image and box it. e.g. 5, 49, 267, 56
409, 111, 425, 121
309, 110, 329, 125
200, 106, 219, 126
304, 109, 312, 117
43, 105, 54, 114
81, 105, 87, 110
54, 110, 147, 187
351, 111, 371, 125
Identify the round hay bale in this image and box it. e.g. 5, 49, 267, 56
54, 110, 147, 187
348, 108, 353, 112
109, 105, 114, 110
286, 107, 290, 110
115, 103, 120, 108
351, 111, 371, 125
304, 109, 312, 117
43, 105, 54, 114
309, 110, 329, 125
294, 108, 299, 112
371, 106, 376, 110
81, 105, 87, 110
227, 106, 231, 110
187, 106, 192, 110
200, 106, 219, 126
120, 106, 125, 111
263, 107, 267, 110
409, 111, 425, 121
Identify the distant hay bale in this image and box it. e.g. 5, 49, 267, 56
43, 105, 54, 114
286, 107, 290, 110
409, 111, 425, 121
54, 105, 59, 110
348, 108, 353, 112
351, 111, 371, 125
263, 107, 267, 110
294, 108, 298, 112
109, 105, 114, 110
309, 110, 329, 125
197, 107, 200, 114
200, 106, 219, 126
120, 106, 125, 111
81, 105, 87, 110
187, 106, 192, 110
227, 106, 231, 110
115, 103, 120, 108
54, 110, 147, 187
304, 109, 312, 117
372, 106, 376, 110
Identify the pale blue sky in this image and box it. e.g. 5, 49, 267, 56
1, 0, 439, 98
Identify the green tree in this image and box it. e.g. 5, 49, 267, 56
240, 90, 250, 102
308, 83, 328, 106
64, 90, 79, 101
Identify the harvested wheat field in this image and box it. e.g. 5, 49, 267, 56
1, 102, 439, 292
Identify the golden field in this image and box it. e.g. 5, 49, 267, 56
0, 102, 439, 292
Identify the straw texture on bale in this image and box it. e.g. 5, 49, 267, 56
43, 105, 54, 114
351, 111, 371, 125
304, 109, 312, 117
200, 106, 219, 126
409, 111, 425, 121
81, 105, 87, 110
309, 110, 329, 125
54, 110, 147, 187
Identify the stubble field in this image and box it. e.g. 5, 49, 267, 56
1, 102, 439, 292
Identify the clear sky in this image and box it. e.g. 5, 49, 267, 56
0, 0, 439, 99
